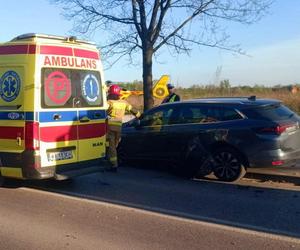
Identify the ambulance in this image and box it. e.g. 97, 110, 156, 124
0, 33, 107, 184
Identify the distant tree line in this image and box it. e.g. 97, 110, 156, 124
116, 79, 300, 114
116, 78, 300, 94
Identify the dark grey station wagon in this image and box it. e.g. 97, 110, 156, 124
118, 97, 300, 182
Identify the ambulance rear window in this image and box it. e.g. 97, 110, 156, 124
41, 68, 103, 108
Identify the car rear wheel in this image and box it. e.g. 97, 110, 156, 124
212, 148, 246, 182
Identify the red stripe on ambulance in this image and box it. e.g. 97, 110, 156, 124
78, 123, 106, 139
74, 48, 99, 59
40, 45, 73, 56
40, 125, 77, 142
0, 45, 28, 55
40, 123, 106, 142
0, 126, 23, 139
0, 45, 98, 60
28, 45, 37, 54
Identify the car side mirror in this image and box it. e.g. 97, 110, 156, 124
131, 118, 141, 128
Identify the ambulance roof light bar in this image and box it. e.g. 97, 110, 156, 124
11, 33, 96, 45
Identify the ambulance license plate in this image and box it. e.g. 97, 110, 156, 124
47, 151, 73, 161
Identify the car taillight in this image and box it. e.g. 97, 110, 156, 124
25, 121, 40, 150
272, 160, 284, 166
256, 124, 295, 135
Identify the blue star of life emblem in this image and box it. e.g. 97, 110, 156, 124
82, 74, 99, 103
0, 71, 21, 102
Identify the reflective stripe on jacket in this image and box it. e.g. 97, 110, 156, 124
161, 93, 180, 104
169, 94, 178, 103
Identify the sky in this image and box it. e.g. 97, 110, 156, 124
0, 0, 299, 87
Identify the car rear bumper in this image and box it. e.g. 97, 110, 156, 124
247, 148, 300, 168
0, 150, 107, 180
24, 158, 107, 180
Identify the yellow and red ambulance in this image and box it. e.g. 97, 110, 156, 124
0, 33, 107, 183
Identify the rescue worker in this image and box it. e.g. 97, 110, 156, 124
161, 83, 180, 104
106, 84, 140, 172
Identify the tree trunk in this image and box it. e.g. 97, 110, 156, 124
142, 47, 154, 112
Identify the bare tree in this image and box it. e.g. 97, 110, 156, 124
52, 0, 272, 111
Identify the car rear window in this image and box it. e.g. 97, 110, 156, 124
242, 104, 294, 121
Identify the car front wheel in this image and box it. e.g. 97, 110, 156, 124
212, 148, 246, 182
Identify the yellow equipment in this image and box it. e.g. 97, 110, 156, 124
119, 75, 170, 99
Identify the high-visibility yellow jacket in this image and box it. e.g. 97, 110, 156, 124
107, 99, 140, 128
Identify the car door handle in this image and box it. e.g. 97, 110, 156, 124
16, 136, 22, 146
80, 117, 90, 123
53, 114, 61, 120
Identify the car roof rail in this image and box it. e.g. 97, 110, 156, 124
194, 96, 256, 100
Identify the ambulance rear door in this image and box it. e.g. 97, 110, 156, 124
76, 71, 106, 162
40, 68, 79, 167
40, 68, 105, 166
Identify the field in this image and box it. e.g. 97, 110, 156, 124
126, 86, 300, 114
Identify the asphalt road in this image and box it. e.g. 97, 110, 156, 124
0, 166, 300, 249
